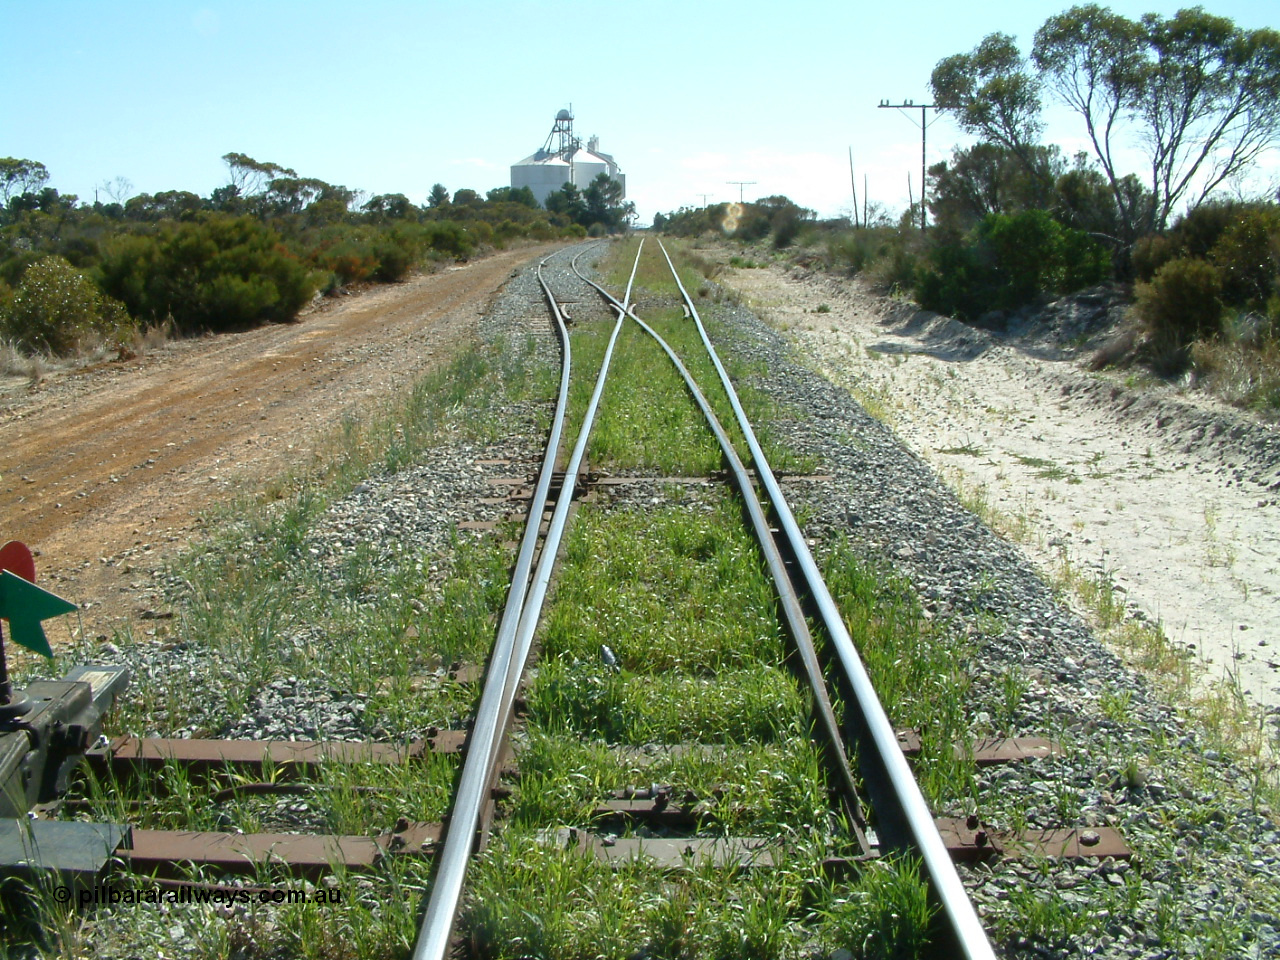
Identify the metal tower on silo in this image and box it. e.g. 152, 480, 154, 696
547, 108, 576, 159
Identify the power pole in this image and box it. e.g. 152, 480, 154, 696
877, 99, 936, 232
697, 194, 711, 208
726, 181, 757, 203
849, 147, 860, 228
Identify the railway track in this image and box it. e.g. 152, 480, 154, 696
418, 239, 999, 958
0, 239, 1138, 959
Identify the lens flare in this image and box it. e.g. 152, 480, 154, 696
721, 202, 742, 235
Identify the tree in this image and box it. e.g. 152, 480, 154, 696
363, 193, 416, 221
582, 174, 634, 231
124, 190, 204, 221
221, 152, 296, 197
426, 183, 450, 208
1133, 9, 1280, 231
928, 142, 1064, 234
1031, 5, 1148, 239
545, 183, 586, 224
930, 33, 1048, 185
938, 10, 1280, 240
99, 176, 134, 205
485, 185, 538, 208
0, 158, 49, 205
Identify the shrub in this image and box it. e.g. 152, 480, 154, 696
1132, 233, 1176, 282
464, 221, 492, 248
1135, 257, 1222, 372
371, 231, 416, 283
916, 211, 1109, 319
1, 255, 133, 354
1209, 208, 1280, 309
916, 243, 992, 319
1058, 227, 1112, 292
827, 233, 871, 274
317, 239, 377, 285
865, 242, 919, 295
528, 220, 556, 242
772, 208, 803, 248
99, 215, 315, 332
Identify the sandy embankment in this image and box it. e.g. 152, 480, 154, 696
723, 260, 1280, 718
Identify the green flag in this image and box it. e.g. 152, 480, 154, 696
0, 570, 76, 659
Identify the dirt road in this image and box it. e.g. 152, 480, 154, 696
1, 244, 554, 646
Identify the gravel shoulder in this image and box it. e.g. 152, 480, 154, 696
717, 257, 1280, 717
0, 243, 557, 644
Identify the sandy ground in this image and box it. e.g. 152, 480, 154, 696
1, 244, 554, 648
720, 259, 1280, 716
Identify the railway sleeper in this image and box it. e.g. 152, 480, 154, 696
86, 725, 478, 785
537, 817, 1128, 875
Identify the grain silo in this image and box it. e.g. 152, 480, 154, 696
511, 109, 626, 208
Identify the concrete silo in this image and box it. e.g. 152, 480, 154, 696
511, 109, 625, 208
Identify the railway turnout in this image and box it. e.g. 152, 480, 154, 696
0, 239, 1134, 959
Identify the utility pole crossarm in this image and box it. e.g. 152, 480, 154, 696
726, 181, 757, 203
877, 100, 936, 232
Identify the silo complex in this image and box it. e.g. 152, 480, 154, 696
511, 109, 626, 208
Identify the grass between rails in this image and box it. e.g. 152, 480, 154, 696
584, 238, 815, 476
464, 492, 939, 957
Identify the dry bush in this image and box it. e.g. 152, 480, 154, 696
1191, 333, 1280, 413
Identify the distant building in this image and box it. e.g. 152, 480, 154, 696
511, 109, 625, 208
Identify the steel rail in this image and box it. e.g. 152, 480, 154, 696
568, 256, 871, 853
484, 241, 632, 807
655, 240, 997, 960
412, 244, 629, 960
412, 253, 574, 960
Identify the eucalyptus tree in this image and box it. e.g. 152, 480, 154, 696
931, 6, 1280, 242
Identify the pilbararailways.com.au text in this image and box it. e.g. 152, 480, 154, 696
57, 885, 342, 907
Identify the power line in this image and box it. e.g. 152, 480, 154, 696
877, 99, 937, 231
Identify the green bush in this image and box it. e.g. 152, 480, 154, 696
865, 243, 919, 295
916, 243, 992, 319
916, 210, 1109, 319
1209, 208, 1280, 309
99, 215, 315, 332
422, 221, 475, 258
1, 255, 133, 354
528, 220, 556, 242
1058, 227, 1113, 292
827, 233, 870, 274
1132, 233, 1176, 282
1135, 257, 1223, 372
371, 231, 416, 283
464, 221, 492, 248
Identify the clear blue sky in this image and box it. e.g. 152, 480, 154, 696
3, 0, 1277, 225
